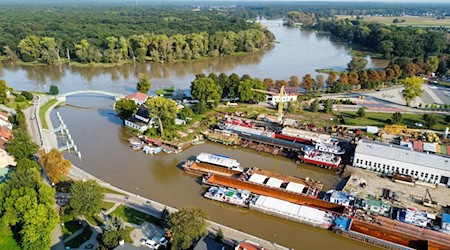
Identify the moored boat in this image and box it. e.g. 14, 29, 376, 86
315, 139, 345, 155
298, 147, 341, 169
204, 186, 251, 207
143, 146, 162, 155
196, 152, 243, 172
203, 129, 240, 145
182, 161, 243, 177
249, 195, 335, 229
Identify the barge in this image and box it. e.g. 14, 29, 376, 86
196, 153, 243, 172
203, 186, 251, 207
182, 161, 242, 177
250, 195, 335, 229
242, 168, 323, 198
203, 174, 346, 213
203, 129, 240, 145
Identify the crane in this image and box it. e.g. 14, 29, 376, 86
252, 85, 286, 122
423, 189, 437, 208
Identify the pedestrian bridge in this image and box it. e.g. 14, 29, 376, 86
58, 90, 126, 102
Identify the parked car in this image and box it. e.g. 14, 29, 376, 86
158, 237, 168, 247
144, 239, 160, 249
415, 123, 424, 127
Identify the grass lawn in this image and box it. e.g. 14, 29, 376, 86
101, 186, 125, 195
64, 226, 93, 249
336, 15, 450, 27
340, 112, 449, 130
101, 201, 116, 211
85, 214, 103, 227
39, 98, 58, 129
5, 96, 31, 110
61, 215, 83, 239
111, 205, 161, 226
0, 225, 20, 250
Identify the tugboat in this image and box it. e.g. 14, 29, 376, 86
298, 146, 341, 169
315, 139, 345, 155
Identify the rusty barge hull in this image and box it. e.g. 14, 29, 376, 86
204, 174, 345, 214
183, 162, 242, 177
349, 217, 450, 250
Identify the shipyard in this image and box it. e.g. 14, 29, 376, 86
2, 2, 450, 250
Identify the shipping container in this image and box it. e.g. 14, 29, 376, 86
423, 142, 437, 153
441, 145, 447, 155
413, 140, 423, 152
436, 144, 442, 154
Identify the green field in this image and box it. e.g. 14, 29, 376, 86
337, 15, 450, 27
100, 186, 125, 196
340, 112, 449, 130
39, 98, 58, 129
101, 201, 116, 211
111, 205, 161, 226
0, 225, 20, 250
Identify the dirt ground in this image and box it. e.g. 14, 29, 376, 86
342, 166, 450, 214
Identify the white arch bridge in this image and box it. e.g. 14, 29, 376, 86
57, 90, 126, 102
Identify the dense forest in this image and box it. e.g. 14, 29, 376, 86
317, 19, 448, 59
0, 5, 274, 64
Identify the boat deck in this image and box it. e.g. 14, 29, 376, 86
350, 216, 450, 250
245, 168, 323, 197
184, 161, 242, 177
204, 174, 345, 213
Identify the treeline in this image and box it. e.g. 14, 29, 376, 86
0, 5, 274, 64
317, 19, 448, 59
12, 28, 274, 64
190, 73, 266, 113
238, 2, 450, 19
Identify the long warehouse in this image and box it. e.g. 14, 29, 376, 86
353, 140, 450, 186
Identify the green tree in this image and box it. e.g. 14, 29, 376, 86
14, 109, 28, 131
114, 98, 138, 120
17, 35, 41, 62
357, 106, 366, 118
402, 76, 423, 106
161, 207, 171, 228
0, 167, 58, 250
69, 179, 104, 217
216, 228, 224, 243
423, 113, 438, 129
49, 85, 59, 95
347, 56, 368, 71
444, 115, 450, 124
0, 80, 9, 104
191, 77, 222, 109
137, 74, 151, 94
178, 106, 194, 121
169, 208, 208, 250
324, 99, 333, 113
315, 74, 325, 92
146, 97, 178, 134
310, 99, 319, 112
21, 91, 33, 101
6, 129, 39, 160
39, 148, 72, 184
426, 56, 439, 74
391, 112, 402, 124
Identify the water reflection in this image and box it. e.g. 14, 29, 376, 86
0, 20, 389, 93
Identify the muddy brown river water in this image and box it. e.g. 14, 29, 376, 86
50, 96, 376, 249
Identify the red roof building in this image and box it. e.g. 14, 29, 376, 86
0, 126, 12, 141
126, 92, 149, 105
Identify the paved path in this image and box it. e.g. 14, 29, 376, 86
32, 93, 290, 250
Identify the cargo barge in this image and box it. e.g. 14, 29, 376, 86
203, 174, 346, 213
242, 168, 323, 198
250, 195, 335, 229
182, 161, 243, 177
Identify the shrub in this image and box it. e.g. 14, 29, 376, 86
21, 91, 33, 100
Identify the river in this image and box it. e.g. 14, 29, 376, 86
51, 96, 375, 250
16, 19, 381, 249
0, 20, 388, 93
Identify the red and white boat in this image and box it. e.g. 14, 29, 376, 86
298, 149, 341, 169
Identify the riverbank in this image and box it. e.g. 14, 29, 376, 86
33, 94, 291, 250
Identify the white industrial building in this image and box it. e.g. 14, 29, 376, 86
353, 140, 450, 186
